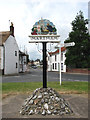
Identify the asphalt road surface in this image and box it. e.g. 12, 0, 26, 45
2, 68, 88, 83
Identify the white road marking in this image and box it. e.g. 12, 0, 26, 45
31, 75, 38, 76
74, 80, 80, 81
14, 76, 20, 77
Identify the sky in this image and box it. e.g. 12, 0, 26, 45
0, 0, 89, 60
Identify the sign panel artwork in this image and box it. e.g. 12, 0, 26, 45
31, 19, 57, 35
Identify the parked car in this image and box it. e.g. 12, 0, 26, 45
31, 65, 37, 69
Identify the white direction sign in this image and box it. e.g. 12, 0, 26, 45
55, 42, 75, 86
64, 42, 75, 47
55, 42, 75, 48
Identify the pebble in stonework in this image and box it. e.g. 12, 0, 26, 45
41, 99, 44, 104
59, 111, 64, 115
23, 102, 27, 106
44, 103, 49, 110
38, 94, 43, 99
38, 104, 42, 108
25, 98, 30, 102
50, 96, 55, 101
32, 95, 37, 100
20, 110, 25, 115
44, 92, 48, 95
60, 98, 65, 102
29, 110, 34, 115
50, 105, 54, 110
47, 110, 51, 115
25, 106, 30, 112
28, 95, 33, 100
61, 103, 65, 109
52, 90, 55, 94
53, 110, 58, 115
49, 92, 52, 96
45, 98, 49, 103
65, 102, 69, 107
35, 108, 41, 114
42, 110, 46, 115
29, 100, 34, 105
55, 97, 60, 102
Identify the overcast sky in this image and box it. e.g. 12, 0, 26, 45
0, 0, 89, 60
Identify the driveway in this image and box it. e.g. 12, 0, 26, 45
2, 93, 88, 118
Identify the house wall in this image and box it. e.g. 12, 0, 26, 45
0, 46, 3, 70
4, 35, 19, 74
48, 50, 66, 72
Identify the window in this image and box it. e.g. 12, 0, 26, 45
55, 63, 57, 69
53, 63, 54, 69
61, 63, 63, 70
58, 63, 60, 70
16, 63, 18, 68
55, 55, 57, 61
61, 53, 63, 61
15, 51, 17, 56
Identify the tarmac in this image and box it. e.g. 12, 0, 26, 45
2, 93, 88, 119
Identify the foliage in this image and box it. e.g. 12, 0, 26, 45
64, 11, 90, 68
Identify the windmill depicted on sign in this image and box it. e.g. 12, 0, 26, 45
29, 18, 60, 88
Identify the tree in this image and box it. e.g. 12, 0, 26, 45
64, 11, 90, 68
35, 59, 40, 62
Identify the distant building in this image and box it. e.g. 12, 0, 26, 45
34, 59, 40, 66
19, 50, 29, 72
48, 47, 66, 72
0, 22, 19, 75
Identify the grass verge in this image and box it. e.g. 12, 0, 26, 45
2, 81, 88, 95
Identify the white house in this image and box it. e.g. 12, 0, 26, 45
0, 46, 3, 71
48, 47, 66, 72
0, 22, 19, 75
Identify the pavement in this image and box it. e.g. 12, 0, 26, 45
2, 93, 88, 118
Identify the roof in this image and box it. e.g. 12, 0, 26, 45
0, 31, 10, 45
48, 47, 66, 56
19, 50, 28, 56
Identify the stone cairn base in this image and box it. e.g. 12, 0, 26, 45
20, 88, 73, 116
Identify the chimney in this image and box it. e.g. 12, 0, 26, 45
10, 22, 14, 37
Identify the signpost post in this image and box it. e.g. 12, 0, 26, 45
43, 42, 47, 88
55, 42, 75, 85
28, 19, 61, 88
29, 35, 60, 88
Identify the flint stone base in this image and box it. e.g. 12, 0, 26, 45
20, 88, 73, 116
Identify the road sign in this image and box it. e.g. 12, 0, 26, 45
55, 42, 75, 86
55, 42, 75, 48
64, 42, 75, 47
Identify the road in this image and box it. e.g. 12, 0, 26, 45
2, 68, 88, 83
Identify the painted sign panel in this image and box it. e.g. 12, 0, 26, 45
31, 18, 57, 35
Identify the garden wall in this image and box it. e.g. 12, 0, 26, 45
66, 68, 90, 74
